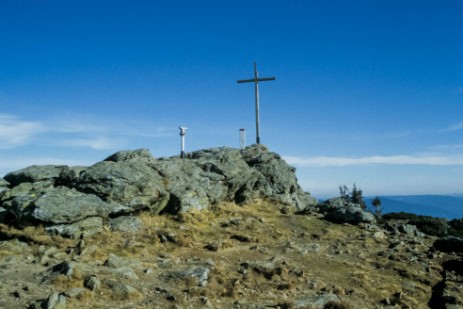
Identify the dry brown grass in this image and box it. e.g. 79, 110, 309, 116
0, 223, 74, 247
0, 199, 449, 309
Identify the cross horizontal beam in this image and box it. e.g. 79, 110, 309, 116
237, 77, 276, 83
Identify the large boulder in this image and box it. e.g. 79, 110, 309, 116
2, 186, 130, 225
153, 155, 226, 214
31, 187, 130, 224
167, 144, 317, 211
3, 165, 67, 187
75, 149, 169, 214
317, 197, 376, 225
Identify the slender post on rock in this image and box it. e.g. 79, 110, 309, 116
239, 128, 246, 149
179, 126, 187, 158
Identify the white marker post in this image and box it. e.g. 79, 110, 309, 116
179, 126, 187, 158
239, 128, 246, 149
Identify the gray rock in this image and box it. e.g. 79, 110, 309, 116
164, 186, 210, 213
76, 150, 169, 214
154, 156, 226, 213
104, 148, 153, 162
46, 216, 104, 238
398, 224, 424, 237
57, 166, 87, 186
51, 261, 76, 277
42, 261, 81, 283
3, 165, 67, 187
109, 216, 143, 232
294, 293, 340, 308
64, 288, 87, 299
104, 253, 142, 269
31, 187, 130, 224
0, 182, 36, 216
373, 230, 387, 241
159, 144, 316, 213
168, 266, 210, 287
318, 197, 376, 225
102, 278, 140, 300
43, 291, 66, 309
110, 267, 140, 280
185, 267, 210, 287
83, 275, 100, 291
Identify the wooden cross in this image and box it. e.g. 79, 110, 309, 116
237, 62, 275, 144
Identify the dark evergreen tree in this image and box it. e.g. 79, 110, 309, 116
351, 184, 366, 209
338, 184, 366, 209
339, 185, 350, 200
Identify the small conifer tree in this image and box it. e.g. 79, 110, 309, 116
371, 196, 383, 218
338, 184, 366, 209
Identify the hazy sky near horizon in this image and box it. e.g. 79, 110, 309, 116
1, 0, 463, 197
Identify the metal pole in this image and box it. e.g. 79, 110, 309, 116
254, 62, 260, 144
179, 127, 187, 158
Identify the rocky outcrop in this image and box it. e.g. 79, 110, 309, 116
433, 236, 463, 253
0, 178, 9, 193
317, 197, 376, 225
0, 144, 316, 238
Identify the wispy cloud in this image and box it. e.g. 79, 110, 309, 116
444, 122, 463, 132
430, 144, 463, 152
284, 154, 463, 167
0, 113, 172, 151
0, 114, 46, 149
54, 136, 128, 151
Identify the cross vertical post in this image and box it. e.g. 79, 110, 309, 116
237, 62, 275, 144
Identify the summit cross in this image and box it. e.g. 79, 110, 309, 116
237, 62, 275, 144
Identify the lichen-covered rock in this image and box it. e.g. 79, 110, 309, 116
167, 266, 211, 287
318, 197, 376, 225
75, 149, 169, 214
159, 144, 316, 212
46, 217, 104, 238
102, 278, 141, 300
3, 165, 67, 187
104, 148, 153, 162
31, 187, 130, 224
109, 216, 142, 233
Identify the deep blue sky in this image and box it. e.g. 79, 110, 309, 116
1, 1, 463, 197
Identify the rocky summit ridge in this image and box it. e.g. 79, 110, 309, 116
0, 145, 462, 309
0, 144, 316, 239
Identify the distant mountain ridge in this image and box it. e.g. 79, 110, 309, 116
364, 195, 463, 219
